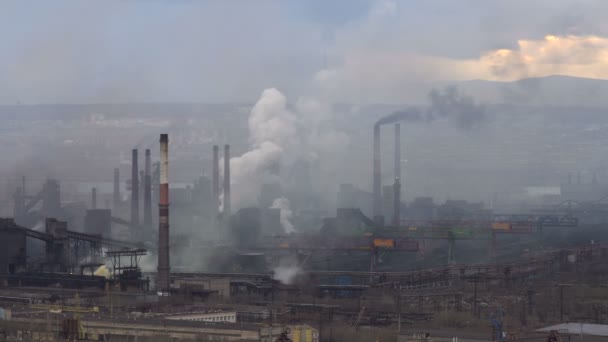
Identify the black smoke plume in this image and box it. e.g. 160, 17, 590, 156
375, 107, 422, 127
376, 86, 485, 129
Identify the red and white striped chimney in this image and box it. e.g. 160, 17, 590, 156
157, 134, 170, 292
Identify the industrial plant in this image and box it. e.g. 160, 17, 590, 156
4, 2, 608, 342
0, 101, 605, 342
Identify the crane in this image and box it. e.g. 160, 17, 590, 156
30, 293, 98, 340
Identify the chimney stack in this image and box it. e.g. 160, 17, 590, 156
157, 134, 170, 292
131, 149, 140, 228
140, 170, 145, 200
212, 145, 220, 215
393, 123, 401, 226
223, 144, 231, 217
373, 124, 383, 225
144, 149, 152, 229
113, 168, 120, 212
91, 187, 97, 210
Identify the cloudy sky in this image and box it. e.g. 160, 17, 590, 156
2, 0, 608, 104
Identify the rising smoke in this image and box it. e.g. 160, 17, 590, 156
224, 88, 349, 227
221, 88, 296, 209
375, 86, 485, 129
272, 257, 302, 285
270, 197, 295, 234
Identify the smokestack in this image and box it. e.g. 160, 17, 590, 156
157, 134, 170, 292
224, 144, 231, 217
113, 168, 120, 212
140, 170, 145, 200
373, 124, 383, 225
393, 178, 400, 226
577, 171, 582, 185
144, 149, 152, 229
393, 123, 401, 226
212, 145, 220, 215
131, 149, 140, 228
91, 187, 97, 209
394, 123, 401, 181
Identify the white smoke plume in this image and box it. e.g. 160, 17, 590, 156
220, 88, 297, 209
31, 220, 45, 232
224, 87, 349, 211
272, 258, 302, 285
270, 197, 295, 234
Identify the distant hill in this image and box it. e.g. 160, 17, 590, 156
0, 75, 607, 111
456, 75, 608, 107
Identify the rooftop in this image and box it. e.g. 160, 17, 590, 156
537, 323, 608, 337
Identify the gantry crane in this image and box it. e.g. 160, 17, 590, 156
30, 294, 99, 340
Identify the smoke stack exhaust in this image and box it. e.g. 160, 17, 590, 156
394, 124, 401, 181
144, 149, 152, 229
373, 124, 383, 225
212, 145, 220, 215
157, 134, 170, 292
131, 149, 139, 228
393, 123, 401, 226
223, 144, 231, 217
113, 168, 120, 212
91, 187, 97, 209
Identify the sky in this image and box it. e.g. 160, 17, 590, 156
2, 0, 608, 104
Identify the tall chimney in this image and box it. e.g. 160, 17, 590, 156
144, 149, 152, 229
223, 144, 231, 217
91, 187, 97, 209
113, 168, 120, 212
393, 123, 401, 226
131, 149, 139, 228
140, 170, 145, 200
394, 123, 401, 181
393, 178, 400, 226
373, 124, 383, 225
212, 145, 220, 215
157, 134, 170, 292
